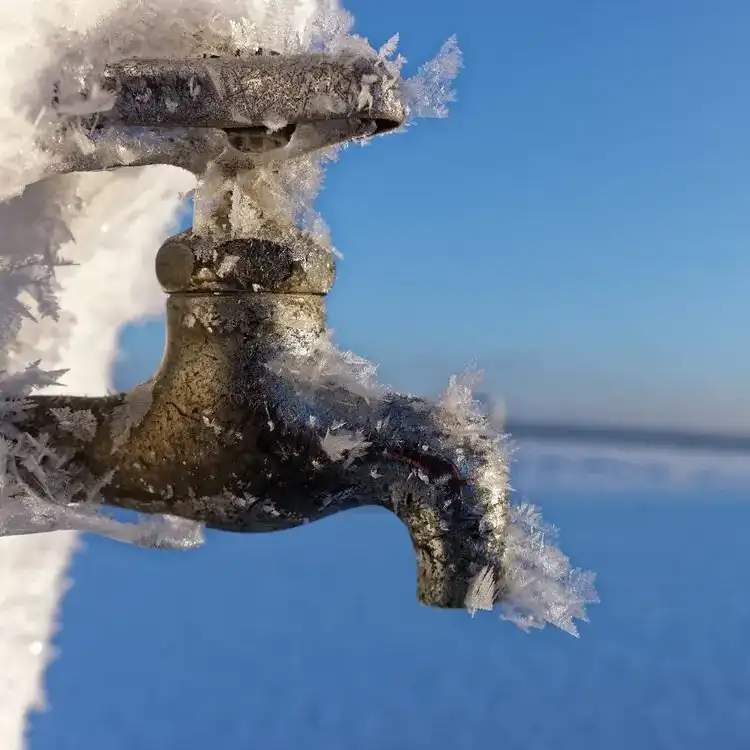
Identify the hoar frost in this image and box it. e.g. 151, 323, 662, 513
109, 381, 153, 452
273, 336, 598, 635
321, 427, 370, 466
500, 503, 598, 636
49, 406, 97, 441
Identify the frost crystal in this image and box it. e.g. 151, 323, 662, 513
402, 36, 463, 119
500, 503, 599, 637
49, 407, 97, 442
109, 381, 153, 452
465, 565, 496, 616
321, 428, 370, 465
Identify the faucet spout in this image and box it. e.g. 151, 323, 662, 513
18, 214, 511, 609
386, 447, 505, 610
264, 363, 512, 610
361, 421, 507, 610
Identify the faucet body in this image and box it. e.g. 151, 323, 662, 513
15, 51, 511, 611
24, 226, 497, 607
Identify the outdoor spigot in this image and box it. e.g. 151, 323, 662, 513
19, 51, 512, 612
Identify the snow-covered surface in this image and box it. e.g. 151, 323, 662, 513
0, 531, 76, 750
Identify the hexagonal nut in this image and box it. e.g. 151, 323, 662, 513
155, 229, 335, 295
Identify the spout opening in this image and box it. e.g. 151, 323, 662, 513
371, 117, 402, 135
389, 482, 492, 612
414, 546, 473, 609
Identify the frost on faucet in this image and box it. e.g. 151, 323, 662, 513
270, 337, 597, 635
0, 19, 596, 635
0, 368, 204, 550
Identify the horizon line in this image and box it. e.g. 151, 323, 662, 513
503, 419, 750, 454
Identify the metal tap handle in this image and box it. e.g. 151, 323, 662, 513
46, 52, 407, 177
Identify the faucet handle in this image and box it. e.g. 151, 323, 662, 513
47, 52, 407, 178
98, 53, 405, 135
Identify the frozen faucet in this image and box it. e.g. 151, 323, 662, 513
18, 50, 514, 612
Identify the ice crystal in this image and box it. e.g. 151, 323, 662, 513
49, 406, 98, 442
109, 381, 153, 452
465, 565, 497, 616
403, 36, 463, 119
500, 503, 599, 637
321, 428, 370, 465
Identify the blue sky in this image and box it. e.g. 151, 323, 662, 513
119, 1, 750, 431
